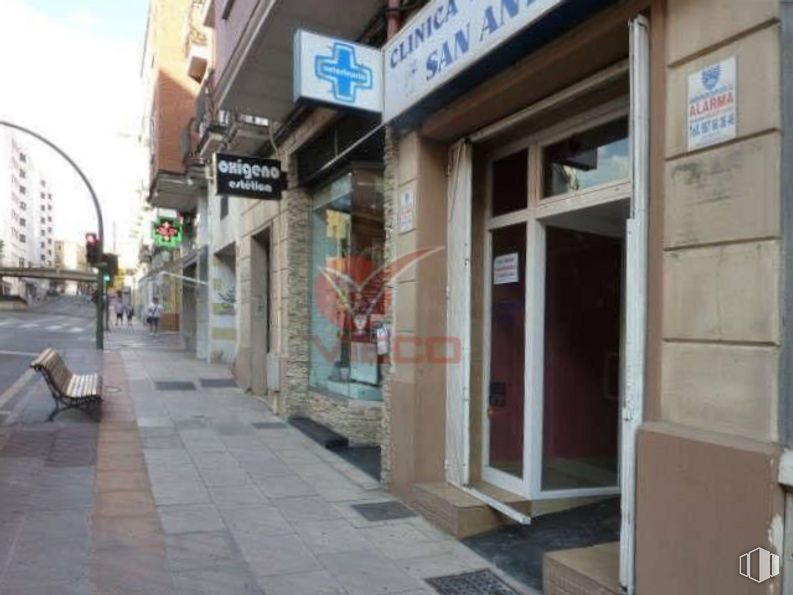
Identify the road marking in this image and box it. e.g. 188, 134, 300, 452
20, 323, 38, 329
46, 325, 63, 331
69, 327, 84, 333
0, 350, 38, 357
0, 368, 35, 411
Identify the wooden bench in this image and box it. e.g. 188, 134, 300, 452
30, 348, 103, 421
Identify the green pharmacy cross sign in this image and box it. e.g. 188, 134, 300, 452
152, 217, 183, 248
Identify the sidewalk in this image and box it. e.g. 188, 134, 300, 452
0, 326, 536, 595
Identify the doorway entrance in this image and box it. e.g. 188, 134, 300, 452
480, 105, 630, 502
250, 229, 271, 395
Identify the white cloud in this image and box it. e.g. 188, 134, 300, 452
0, 0, 146, 267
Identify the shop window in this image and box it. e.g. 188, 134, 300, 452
297, 114, 381, 184
309, 168, 385, 401
542, 118, 628, 198
491, 149, 528, 217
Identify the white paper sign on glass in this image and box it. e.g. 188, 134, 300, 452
398, 188, 416, 233
493, 253, 519, 285
293, 29, 383, 114
383, 0, 564, 121
687, 57, 737, 151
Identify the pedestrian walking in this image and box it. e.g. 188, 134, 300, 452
146, 297, 163, 336
114, 299, 126, 326
126, 305, 135, 327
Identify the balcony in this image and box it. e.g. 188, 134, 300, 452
213, 0, 384, 120
185, 0, 210, 83
196, 79, 229, 160
225, 112, 269, 156
195, 78, 269, 158
180, 118, 201, 166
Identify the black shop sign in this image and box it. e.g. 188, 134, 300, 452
215, 153, 284, 200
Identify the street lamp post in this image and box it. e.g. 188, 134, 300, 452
0, 120, 106, 349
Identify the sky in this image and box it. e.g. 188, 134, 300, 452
0, 0, 149, 267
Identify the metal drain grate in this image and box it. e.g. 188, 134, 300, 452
200, 378, 237, 388
155, 381, 196, 391
252, 421, 287, 430
426, 569, 520, 595
351, 501, 416, 522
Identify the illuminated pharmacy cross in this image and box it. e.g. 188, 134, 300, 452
315, 42, 373, 103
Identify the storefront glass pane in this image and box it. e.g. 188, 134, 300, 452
487, 223, 526, 478
542, 119, 629, 198
309, 169, 385, 401
491, 149, 528, 217
541, 226, 620, 491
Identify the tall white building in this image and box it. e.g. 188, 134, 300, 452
0, 130, 56, 297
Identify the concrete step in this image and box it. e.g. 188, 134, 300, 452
409, 481, 531, 539
544, 542, 621, 595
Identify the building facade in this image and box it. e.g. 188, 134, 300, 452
53, 239, 91, 295
141, 1, 792, 593
0, 130, 56, 298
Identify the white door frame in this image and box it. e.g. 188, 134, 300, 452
480, 101, 631, 501
620, 15, 650, 595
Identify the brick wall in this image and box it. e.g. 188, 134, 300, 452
150, 0, 199, 178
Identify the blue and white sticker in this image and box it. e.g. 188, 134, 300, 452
687, 57, 737, 151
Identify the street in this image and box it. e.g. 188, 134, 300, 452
0, 296, 97, 396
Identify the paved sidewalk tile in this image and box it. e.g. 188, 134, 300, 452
0, 328, 537, 595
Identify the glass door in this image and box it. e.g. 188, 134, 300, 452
481, 104, 631, 500
482, 149, 530, 495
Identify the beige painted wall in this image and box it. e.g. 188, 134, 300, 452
659, 0, 782, 444
637, 1, 786, 593
389, 131, 449, 495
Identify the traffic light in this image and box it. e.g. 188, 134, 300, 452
85, 233, 100, 265
102, 253, 118, 279
102, 273, 111, 284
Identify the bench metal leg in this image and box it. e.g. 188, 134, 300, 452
47, 399, 63, 422
47, 397, 101, 422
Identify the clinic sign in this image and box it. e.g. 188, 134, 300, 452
687, 57, 737, 151
384, 0, 564, 120
215, 153, 284, 200
294, 29, 383, 113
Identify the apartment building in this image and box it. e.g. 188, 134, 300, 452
138, 0, 206, 333
53, 239, 90, 295
0, 130, 55, 298
144, 1, 793, 593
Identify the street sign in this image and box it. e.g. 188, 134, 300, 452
215, 153, 284, 200
383, 0, 564, 121
151, 217, 183, 248
293, 29, 383, 114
